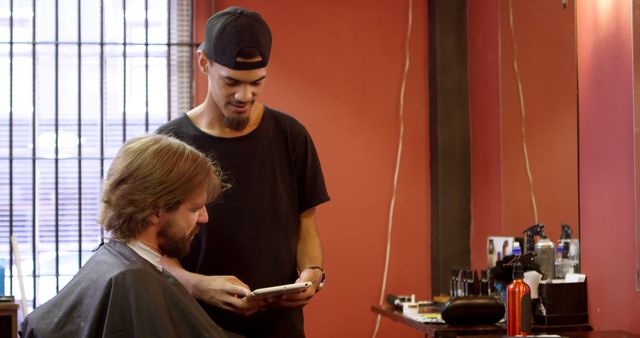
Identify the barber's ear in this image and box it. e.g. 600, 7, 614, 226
197, 52, 210, 74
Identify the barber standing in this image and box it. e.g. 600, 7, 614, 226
157, 6, 330, 338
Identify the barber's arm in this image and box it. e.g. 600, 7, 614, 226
277, 207, 325, 307
160, 256, 265, 316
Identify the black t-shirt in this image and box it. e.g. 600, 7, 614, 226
156, 107, 330, 337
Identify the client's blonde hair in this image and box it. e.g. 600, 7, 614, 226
99, 134, 221, 240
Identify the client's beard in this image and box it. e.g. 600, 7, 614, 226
224, 115, 250, 131
157, 219, 200, 259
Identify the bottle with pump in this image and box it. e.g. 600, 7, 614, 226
524, 224, 555, 280
555, 246, 567, 279
555, 223, 579, 278
523, 226, 536, 254
507, 262, 531, 336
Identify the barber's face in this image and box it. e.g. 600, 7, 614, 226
200, 54, 267, 131
157, 187, 208, 258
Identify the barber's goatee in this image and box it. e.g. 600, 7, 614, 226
224, 115, 250, 131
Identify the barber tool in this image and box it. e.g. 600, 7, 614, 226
386, 294, 414, 311
441, 295, 505, 326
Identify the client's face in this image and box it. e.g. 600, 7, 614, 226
157, 187, 209, 258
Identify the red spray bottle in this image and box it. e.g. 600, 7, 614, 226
507, 261, 531, 336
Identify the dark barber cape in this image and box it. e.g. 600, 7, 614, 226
20, 240, 232, 338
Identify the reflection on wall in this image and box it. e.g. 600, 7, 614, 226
469, 0, 579, 270
500, 0, 579, 243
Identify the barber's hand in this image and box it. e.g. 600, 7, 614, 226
269, 268, 323, 308
194, 275, 266, 316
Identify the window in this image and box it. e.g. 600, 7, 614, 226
0, 0, 194, 311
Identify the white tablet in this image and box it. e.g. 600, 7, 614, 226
248, 281, 312, 299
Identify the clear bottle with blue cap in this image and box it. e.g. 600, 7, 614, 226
512, 241, 522, 255
555, 223, 579, 278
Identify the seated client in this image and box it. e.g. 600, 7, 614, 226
21, 134, 235, 338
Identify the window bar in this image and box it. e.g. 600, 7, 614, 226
122, 0, 127, 142
166, 0, 171, 122
8, 0, 14, 300
77, 0, 83, 268
99, 0, 105, 243
144, 0, 149, 132
31, 0, 37, 307
12, 41, 184, 46
8, 41, 193, 47
54, 0, 61, 293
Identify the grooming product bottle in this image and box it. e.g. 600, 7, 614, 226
532, 224, 554, 280
555, 246, 570, 279
480, 270, 489, 295
512, 241, 522, 255
556, 223, 579, 278
450, 268, 459, 297
523, 225, 536, 253
535, 236, 554, 280
507, 262, 531, 336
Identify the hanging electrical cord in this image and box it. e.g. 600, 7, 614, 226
371, 0, 413, 337
508, 0, 538, 223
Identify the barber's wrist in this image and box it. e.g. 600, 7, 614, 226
304, 265, 325, 291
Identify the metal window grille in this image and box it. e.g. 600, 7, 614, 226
0, 0, 194, 311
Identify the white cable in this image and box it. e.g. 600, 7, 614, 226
508, 0, 538, 223
371, 0, 413, 336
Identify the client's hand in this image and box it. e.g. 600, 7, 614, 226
159, 257, 265, 316
195, 275, 266, 316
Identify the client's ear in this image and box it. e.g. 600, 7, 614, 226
148, 210, 163, 227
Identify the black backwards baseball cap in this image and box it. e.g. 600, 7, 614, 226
199, 6, 272, 70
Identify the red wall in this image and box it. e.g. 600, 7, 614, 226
194, 1, 430, 337
577, 1, 640, 332
468, 0, 502, 270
